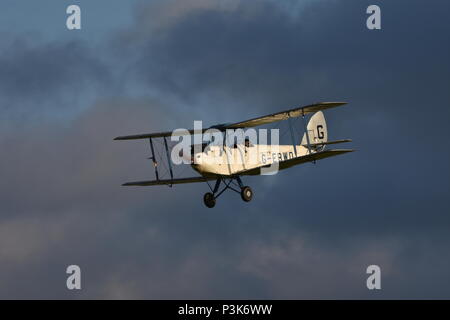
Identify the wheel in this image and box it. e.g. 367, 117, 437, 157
241, 186, 253, 202
203, 192, 216, 208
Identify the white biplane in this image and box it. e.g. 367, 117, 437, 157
115, 102, 353, 208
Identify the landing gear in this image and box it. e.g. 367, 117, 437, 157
203, 192, 216, 208
203, 177, 253, 208
240, 186, 253, 202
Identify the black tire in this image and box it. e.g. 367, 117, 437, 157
203, 192, 216, 208
241, 186, 253, 202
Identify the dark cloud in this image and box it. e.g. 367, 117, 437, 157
120, 0, 450, 115
1, 0, 450, 299
0, 39, 110, 127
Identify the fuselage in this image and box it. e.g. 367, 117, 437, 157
191, 144, 314, 176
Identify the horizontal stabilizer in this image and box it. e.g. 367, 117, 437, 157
302, 139, 352, 148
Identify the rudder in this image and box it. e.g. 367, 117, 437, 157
301, 111, 327, 146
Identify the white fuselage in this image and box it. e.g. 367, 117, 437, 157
191, 144, 313, 176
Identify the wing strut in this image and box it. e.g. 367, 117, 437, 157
148, 138, 159, 181
288, 117, 298, 157
302, 109, 312, 156
163, 136, 174, 186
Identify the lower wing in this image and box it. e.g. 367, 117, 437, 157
122, 176, 217, 186
122, 149, 354, 185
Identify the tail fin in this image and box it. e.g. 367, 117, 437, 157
301, 111, 327, 146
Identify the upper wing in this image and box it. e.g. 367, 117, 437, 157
225, 102, 347, 129
114, 129, 208, 140
114, 102, 347, 140
122, 176, 217, 186
237, 149, 354, 176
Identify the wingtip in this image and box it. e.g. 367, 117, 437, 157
314, 101, 348, 107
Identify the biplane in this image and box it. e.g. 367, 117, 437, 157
114, 102, 354, 208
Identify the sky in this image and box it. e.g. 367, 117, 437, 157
0, 0, 450, 299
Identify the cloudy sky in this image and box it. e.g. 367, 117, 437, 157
1, 0, 449, 299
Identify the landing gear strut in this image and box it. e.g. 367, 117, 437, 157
203, 176, 254, 208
